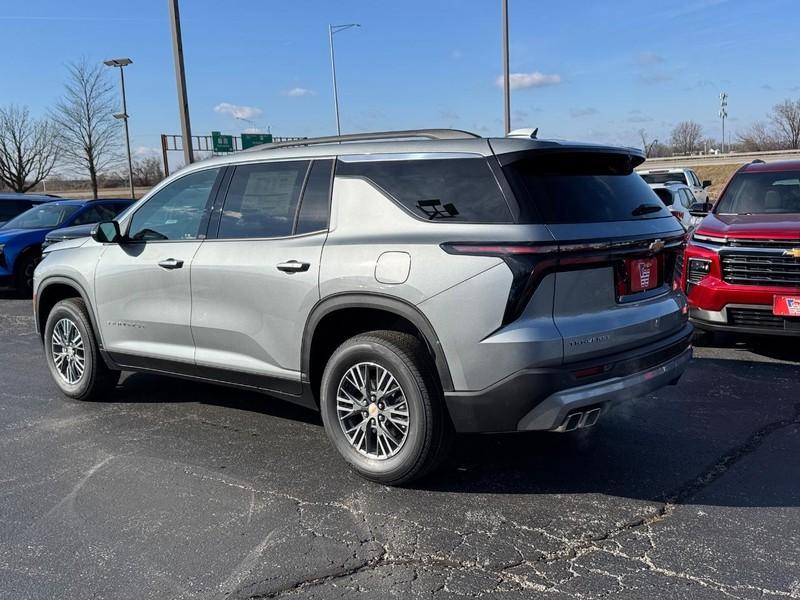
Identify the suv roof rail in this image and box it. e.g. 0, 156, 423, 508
246, 128, 481, 152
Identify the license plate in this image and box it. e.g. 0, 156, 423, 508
773, 295, 800, 317
628, 257, 659, 293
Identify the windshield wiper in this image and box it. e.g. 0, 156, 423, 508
631, 203, 663, 216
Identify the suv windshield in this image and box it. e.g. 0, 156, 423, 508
716, 171, 800, 214
640, 172, 688, 185
1, 204, 80, 230
506, 152, 671, 223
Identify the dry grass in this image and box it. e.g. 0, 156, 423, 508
46, 187, 150, 200
693, 163, 745, 200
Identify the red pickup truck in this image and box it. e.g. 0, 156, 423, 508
683, 159, 800, 336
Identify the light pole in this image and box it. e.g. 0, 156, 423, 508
502, 0, 511, 135
719, 92, 728, 154
329, 23, 360, 137
104, 58, 135, 199
169, 0, 194, 166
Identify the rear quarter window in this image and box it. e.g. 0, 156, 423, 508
336, 156, 513, 223
505, 152, 671, 223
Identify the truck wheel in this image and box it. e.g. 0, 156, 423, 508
44, 298, 120, 401
320, 331, 453, 485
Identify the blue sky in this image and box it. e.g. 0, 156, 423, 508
2, 0, 798, 167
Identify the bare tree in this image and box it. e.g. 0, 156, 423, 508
0, 105, 59, 192
132, 156, 164, 187
670, 121, 703, 155
52, 59, 119, 198
736, 121, 781, 152
769, 98, 800, 149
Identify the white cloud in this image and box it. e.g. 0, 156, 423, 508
496, 71, 561, 90
133, 146, 160, 158
285, 87, 315, 97
213, 102, 263, 119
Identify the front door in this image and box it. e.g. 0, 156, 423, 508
94, 167, 223, 366
190, 159, 333, 396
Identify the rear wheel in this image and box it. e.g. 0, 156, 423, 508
320, 331, 452, 485
44, 298, 120, 401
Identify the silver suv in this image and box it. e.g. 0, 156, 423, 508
33, 129, 692, 485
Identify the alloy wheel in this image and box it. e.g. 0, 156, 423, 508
336, 362, 410, 459
51, 318, 85, 385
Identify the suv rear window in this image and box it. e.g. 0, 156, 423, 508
337, 156, 513, 223
716, 171, 800, 214
505, 152, 671, 223
640, 172, 688, 185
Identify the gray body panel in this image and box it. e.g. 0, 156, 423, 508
94, 241, 201, 363
190, 233, 326, 390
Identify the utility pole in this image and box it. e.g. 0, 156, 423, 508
169, 0, 194, 165
719, 92, 728, 154
329, 23, 360, 137
502, 0, 511, 135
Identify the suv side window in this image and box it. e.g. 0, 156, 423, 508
295, 159, 333, 234
337, 156, 513, 223
129, 168, 220, 241
218, 160, 310, 239
689, 171, 700, 187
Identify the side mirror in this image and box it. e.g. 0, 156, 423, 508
92, 220, 121, 243
702, 180, 712, 188
690, 202, 712, 214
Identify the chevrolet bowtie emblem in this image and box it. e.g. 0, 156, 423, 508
649, 239, 665, 253
783, 248, 800, 258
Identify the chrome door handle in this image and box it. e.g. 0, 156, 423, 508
276, 260, 310, 273
158, 258, 184, 269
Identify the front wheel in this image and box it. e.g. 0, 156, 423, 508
320, 331, 452, 485
44, 298, 120, 401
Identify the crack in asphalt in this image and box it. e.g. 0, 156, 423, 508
228, 402, 800, 599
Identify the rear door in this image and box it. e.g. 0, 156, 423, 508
190, 158, 332, 396
502, 151, 688, 363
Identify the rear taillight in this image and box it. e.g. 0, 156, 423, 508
670, 210, 685, 223
441, 242, 558, 325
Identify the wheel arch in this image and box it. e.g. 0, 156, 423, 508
36, 276, 102, 348
302, 293, 454, 403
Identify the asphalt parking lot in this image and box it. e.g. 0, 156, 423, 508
1, 295, 798, 599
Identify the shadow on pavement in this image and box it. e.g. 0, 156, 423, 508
104, 349, 800, 510
694, 330, 800, 364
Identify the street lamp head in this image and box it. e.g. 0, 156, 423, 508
330, 23, 360, 34
112, 112, 129, 120
104, 58, 133, 67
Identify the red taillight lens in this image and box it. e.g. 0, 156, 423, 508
442, 243, 557, 256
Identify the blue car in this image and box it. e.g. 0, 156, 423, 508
0, 198, 133, 295
0, 193, 60, 228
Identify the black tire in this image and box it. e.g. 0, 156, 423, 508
14, 251, 38, 297
43, 298, 120, 401
320, 330, 453, 485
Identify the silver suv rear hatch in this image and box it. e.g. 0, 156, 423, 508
499, 147, 688, 363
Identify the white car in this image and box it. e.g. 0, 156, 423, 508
638, 168, 711, 203
649, 182, 698, 231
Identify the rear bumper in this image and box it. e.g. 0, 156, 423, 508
444, 323, 693, 433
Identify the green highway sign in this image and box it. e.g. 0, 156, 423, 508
211, 131, 234, 152
241, 133, 273, 149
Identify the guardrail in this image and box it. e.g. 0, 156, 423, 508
641, 149, 800, 168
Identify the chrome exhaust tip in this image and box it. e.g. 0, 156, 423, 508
582, 407, 601, 428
